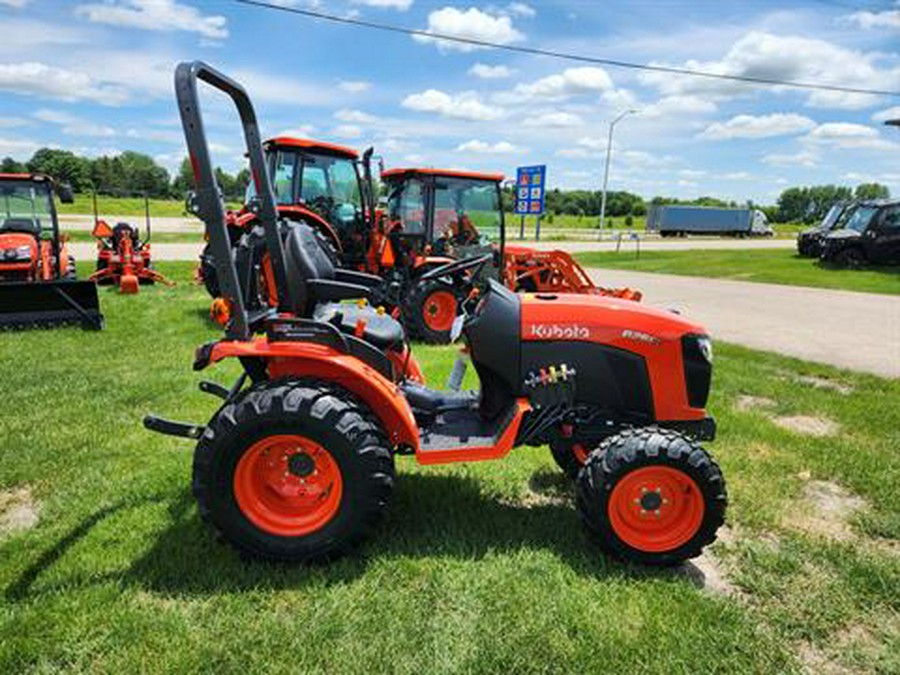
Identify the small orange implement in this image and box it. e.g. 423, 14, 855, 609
89, 192, 173, 293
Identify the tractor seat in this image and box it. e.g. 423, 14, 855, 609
313, 303, 404, 350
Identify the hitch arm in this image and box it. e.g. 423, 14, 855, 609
143, 415, 205, 440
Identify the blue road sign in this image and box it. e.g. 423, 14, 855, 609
514, 165, 546, 215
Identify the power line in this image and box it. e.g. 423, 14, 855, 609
232, 0, 899, 99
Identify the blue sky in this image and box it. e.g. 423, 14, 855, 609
0, 0, 898, 203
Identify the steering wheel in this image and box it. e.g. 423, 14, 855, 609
307, 195, 335, 217
417, 252, 492, 283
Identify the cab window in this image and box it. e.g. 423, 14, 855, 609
388, 179, 425, 235
273, 151, 297, 204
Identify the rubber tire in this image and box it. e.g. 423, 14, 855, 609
550, 438, 591, 480
199, 244, 219, 298
403, 277, 462, 345
192, 378, 394, 562
834, 247, 866, 269
576, 427, 726, 566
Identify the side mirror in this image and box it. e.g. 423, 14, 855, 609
57, 183, 74, 204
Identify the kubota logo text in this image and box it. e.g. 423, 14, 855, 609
530, 324, 590, 340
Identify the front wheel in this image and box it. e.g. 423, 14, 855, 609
834, 247, 866, 269
404, 278, 462, 344
576, 428, 726, 566
192, 379, 395, 562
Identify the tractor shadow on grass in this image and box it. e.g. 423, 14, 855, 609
122, 472, 713, 597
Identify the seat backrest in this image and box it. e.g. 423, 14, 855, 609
282, 222, 336, 314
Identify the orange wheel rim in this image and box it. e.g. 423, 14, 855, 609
607, 466, 704, 553
422, 290, 457, 332
234, 434, 343, 537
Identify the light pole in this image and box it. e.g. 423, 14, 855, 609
599, 109, 638, 230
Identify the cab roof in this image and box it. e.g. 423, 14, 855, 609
381, 167, 504, 183
0, 172, 49, 182
264, 137, 358, 160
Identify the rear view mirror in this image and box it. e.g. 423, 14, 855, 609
57, 183, 74, 204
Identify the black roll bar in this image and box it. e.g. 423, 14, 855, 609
174, 60, 296, 340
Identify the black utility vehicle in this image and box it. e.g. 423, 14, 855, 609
820, 199, 900, 267
797, 201, 852, 258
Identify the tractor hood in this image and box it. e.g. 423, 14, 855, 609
521, 292, 707, 346
824, 228, 861, 242
0, 231, 38, 256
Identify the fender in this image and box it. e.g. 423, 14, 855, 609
201, 338, 419, 448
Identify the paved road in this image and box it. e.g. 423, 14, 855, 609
589, 268, 900, 378
69, 236, 794, 262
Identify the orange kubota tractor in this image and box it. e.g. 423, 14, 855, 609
147, 60, 726, 567
196, 136, 371, 297
0, 173, 102, 329
369, 167, 641, 343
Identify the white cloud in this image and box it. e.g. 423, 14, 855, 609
762, 150, 818, 167
33, 109, 117, 137
700, 113, 815, 140
0, 0, 30, 7
335, 109, 378, 124
508, 67, 612, 101
0, 136, 40, 158
0, 62, 128, 105
506, 2, 535, 18
722, 171, 752, 180
352, 0, 413, 9
845, 6, 900, 29
577, 136, 607, 151
339, 80, 371, 93
522, 111, 583, 127
643, 95, 717, 117
805, 122, 898, 151
555, 148, 591, 159
873, 106, 900, 123
0, 116, 28, 128
456, 139, 518, 154
414, 7, 522, 52
333, 124, 363, 138
402, 89, 504, 121
640, 31, 899, 110
276, 125, 317, 138
469, 63, 513, 79
75, 0, 228, 40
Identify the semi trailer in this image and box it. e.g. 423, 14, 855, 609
647, 205, 773, 237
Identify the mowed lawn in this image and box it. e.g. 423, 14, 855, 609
576, 248, 900, 296
1, 262, 898, 673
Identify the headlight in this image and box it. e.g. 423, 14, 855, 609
697, 336, 713, 363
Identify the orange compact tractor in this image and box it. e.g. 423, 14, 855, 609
89, 193, 172, 293
146, 61, 726, 567
197, 136, 372, 298
0, 173, 102, 329
372, 167, 641, 342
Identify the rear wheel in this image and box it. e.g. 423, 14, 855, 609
193, 379, 394, 562
576, 428, 726, 566
404, 278, 461, 344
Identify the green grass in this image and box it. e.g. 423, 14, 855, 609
57, 195, 241, 219
576, 248, 900, 295
1, 263, 898, 673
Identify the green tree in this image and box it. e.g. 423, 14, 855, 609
854, 182, 890, 200
27, 148, 91, 190
1, 157, 26, 173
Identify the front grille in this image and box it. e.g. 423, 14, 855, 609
682, 335, 712, 409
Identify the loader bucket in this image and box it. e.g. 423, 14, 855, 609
120, 274, 139, 295
0, 280, 103, 330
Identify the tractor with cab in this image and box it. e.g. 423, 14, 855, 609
146, 61, 726, 567
0, 173, 102, 329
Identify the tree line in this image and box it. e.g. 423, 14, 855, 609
0, 149, 249, 201
2, 148, 891, 223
